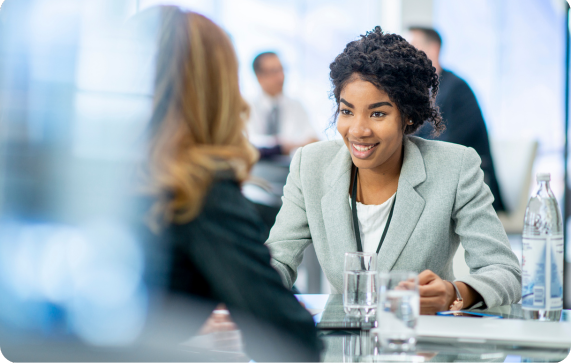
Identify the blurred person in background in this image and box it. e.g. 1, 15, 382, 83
248, 52, 319, 158
143, 7, 321, 361
409, 26, 505, 212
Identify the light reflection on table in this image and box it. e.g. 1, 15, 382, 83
296, 294, 571, 363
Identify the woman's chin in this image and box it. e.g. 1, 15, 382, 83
350, 157, 377, 170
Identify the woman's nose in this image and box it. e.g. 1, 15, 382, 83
348, 116, 372, 138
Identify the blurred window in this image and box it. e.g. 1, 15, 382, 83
138, 0, 383, 140
434, 0, 567, 200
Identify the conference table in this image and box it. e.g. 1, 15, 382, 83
297, 294, 571, 363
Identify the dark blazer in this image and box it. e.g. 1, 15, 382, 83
145, 178, 321, 361
416, 69, 505, 211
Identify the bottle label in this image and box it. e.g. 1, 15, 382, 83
522, 235, 564, 310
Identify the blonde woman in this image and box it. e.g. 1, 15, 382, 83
145, 7, 320, 361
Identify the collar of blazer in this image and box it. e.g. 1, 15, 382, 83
321, 136, 427, 276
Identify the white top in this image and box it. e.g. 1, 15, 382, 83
247, 92, 316, 148
349, 193, 396, 253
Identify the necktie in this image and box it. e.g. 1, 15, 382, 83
266, 104, 280, 136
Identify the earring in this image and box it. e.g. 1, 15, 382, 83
408, 120, 413, 125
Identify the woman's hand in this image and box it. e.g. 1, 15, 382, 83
418, 270, 456, 315
185, 304, 243, 354
198, 304, 237, 335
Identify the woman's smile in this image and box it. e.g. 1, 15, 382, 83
351, 141, 380, 159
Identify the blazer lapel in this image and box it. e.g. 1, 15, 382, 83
378, 137, 427, 271
319, 138, 427, 280
321, 145, 355, 288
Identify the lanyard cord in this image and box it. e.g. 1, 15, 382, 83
351, 168, 397, 254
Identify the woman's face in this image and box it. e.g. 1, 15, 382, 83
337, 77, 405, 172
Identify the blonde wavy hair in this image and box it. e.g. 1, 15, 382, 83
147, 7, 258, 227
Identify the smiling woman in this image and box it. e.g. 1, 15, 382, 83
265, 26, 522, 315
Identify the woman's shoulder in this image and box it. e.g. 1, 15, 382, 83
203, 177, 245, 209
301, 139, 346, 155
408, 135, 467, 152
182, 177, 266, 237
296, 139, 346, 165
407, 136, 482, 175
177, 176, 252, 226
290, 139, 348, 179
409, 136, 476, 161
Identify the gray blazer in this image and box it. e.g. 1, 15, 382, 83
265, 136, 522, 308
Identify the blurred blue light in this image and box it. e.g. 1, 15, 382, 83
0, 220, 147, 344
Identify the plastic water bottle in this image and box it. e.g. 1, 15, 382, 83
522, 173, 564, 321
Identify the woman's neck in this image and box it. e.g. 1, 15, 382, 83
355, 144, 404, 205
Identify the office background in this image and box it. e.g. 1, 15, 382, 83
0, 0, 569, 349
136, 0, 567, 209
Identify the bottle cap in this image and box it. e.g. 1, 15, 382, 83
537, 172, 551, 182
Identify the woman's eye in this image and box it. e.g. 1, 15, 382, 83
341, 109, 352, 115
371, 111, 385, 118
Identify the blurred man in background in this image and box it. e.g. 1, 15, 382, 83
409, 27, 505, 212
248, 52, 318, 158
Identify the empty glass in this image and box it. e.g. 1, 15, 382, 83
343, 252, 378, 317
373, 271, 419, 351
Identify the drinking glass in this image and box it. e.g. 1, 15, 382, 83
373, 271, 419, 351
344, 251, 377, 271
343, 252, 378, 316
342, 333, 369, 361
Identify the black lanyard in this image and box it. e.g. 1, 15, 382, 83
351, 168, 396, 254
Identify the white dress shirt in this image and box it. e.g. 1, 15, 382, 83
247, 92, 316, 148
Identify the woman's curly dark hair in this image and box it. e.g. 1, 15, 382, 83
329, 26, 444, 135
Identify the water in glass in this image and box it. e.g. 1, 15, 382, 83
374, 271, 419, 351
343, 270, 378, 317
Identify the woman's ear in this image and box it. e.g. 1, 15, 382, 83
402, 116, 414, 132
